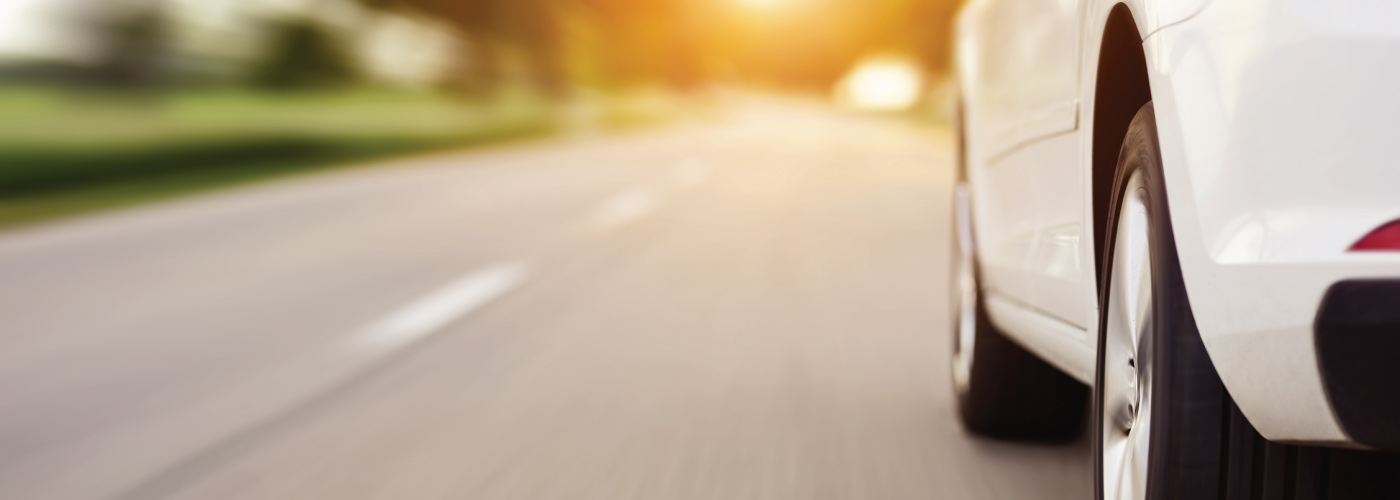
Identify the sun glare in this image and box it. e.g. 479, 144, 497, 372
737, 0, 792, 8
834, 57, 924, 111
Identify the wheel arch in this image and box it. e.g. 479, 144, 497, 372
1090, 3, 1153, 296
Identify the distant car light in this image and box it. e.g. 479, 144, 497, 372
1351, 220, 1400, 251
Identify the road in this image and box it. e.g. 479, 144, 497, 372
0, 103, 1090, 500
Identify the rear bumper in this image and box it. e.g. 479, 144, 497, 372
1146, 0, 1400, 444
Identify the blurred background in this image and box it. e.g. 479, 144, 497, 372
0, 1, 1096, 499
0, 0, 959, 225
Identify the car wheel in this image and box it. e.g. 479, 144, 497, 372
1095, 102, 1233, 500
950, 160, 1087, 441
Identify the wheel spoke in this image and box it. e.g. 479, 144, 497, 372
1129, 408, 1151, 495
1117, 438, 1137, 500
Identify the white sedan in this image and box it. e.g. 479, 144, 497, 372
949, 0, 1400, 498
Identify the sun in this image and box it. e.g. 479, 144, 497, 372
834, 57, 925, 111
735, 0, 794, 8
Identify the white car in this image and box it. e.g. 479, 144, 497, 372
949, 0, 1400, 498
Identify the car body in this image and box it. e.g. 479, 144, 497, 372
952, 0, 1400, 457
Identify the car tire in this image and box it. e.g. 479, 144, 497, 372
950, 103, 1087, 441
1094, 101, 1232, 500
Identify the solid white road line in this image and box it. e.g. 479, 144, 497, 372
351, 262, 530, 350
593, 187, 659, 228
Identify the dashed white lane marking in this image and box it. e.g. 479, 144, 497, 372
351, 262, 529, 350
672, 157, 715, 187
594, 187, 659, 228
592, 157, 715, 229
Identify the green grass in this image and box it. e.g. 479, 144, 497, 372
0, 86, 699, 228
0, 87, 564, 227
0, 129, 556, 227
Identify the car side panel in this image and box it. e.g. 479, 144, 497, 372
1025, 133, 1091, 329
955, 0, 1042, 308
961, 0, 1087, 327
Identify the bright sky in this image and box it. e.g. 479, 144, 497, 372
0, 0, 98, 62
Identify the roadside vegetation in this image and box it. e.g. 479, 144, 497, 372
0, 87, 690, 227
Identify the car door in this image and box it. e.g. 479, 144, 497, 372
961, 0, 1042, 308
1013, 0, 1091, 328
964, 0, 1087, 324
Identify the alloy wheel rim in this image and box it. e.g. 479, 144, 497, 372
1101, 172, 1154, 500
952, 182, 977, 394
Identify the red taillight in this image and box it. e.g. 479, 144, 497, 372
1352, 220, 1400, 251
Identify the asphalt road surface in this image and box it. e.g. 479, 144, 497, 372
0, 103, 1091, 500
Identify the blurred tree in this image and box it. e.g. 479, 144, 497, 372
249, 19, 360, 90
91, 8, 173, 88
359, 0, 566, 95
